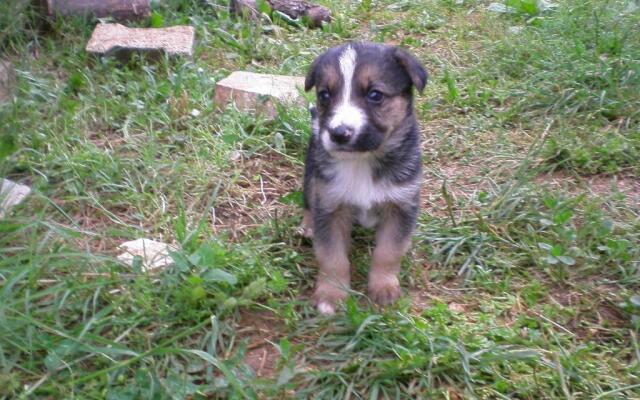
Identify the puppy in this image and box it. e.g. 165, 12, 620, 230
302, 42, 427, 315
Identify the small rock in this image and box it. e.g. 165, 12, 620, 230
487, 2, 514, 13
448, 302, 466, 313
0, 60, 16, 104
214, 71, 305, 117
229, 150, 244, 161
538, 0, 558, 11
508, 26, 524, 34
0, 179, 31, 218
117, 238, 177, 272
625, 0, 640, 14
86, 23, 195, 58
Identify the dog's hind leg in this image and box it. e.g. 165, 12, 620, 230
368, 203, 417, 305
312, 205, 352, 315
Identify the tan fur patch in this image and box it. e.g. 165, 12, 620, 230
300, 209, 314, 238
368, 206, 412, 305
377, 96, 410, 136
313, 206, 353, 308
370, 210, 411, 276
317, 64, 340, 94
355, 64, 377, 91
354, 64, 411, 138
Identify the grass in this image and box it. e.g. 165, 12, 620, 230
1, 0, 639, 398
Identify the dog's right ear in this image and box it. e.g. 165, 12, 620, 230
305, 56, 321, 92
394, 47, 428, 93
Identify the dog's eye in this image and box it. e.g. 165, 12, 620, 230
318, 90, 331, 104
366, 90, 384, 104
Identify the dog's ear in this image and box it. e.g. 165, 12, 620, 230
394, 48, 428, 93
305, 56, 321, 92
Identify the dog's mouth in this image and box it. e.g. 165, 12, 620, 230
330, 144, 359, 152
326, 142, 374, 155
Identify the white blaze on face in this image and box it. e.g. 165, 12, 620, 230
328, 46, 367, 133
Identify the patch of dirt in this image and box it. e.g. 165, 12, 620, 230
585, 174, 640, 203
86, 129, 127, 150
542, 283, 629, 342
535, 170, 640, 206
568, 302, 628, 343
69, 202, 142, 254
420, 158, 640, 219
548, 285, 580, 308
212, 151, 301, 238
421, 160, 492, 217
408, 264, 476, 315
237, 309, 283, 378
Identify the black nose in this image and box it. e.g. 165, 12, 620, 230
329, 125, 353, 144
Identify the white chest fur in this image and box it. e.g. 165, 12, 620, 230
326, 157, 416, 213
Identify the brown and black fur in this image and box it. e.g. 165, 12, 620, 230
302, 42, 427, 314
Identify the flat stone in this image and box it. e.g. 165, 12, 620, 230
117, 238, 177, 272
487, 2, 515, 13
214, 71, 305, 117
0, 60, 16, 104
86, 23, 195, 57
448, 302, 466, 313
0, 179, 31, 218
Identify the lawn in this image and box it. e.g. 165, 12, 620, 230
1, 0, 639, 398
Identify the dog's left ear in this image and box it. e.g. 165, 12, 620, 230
305, 56, 321, 92
394, 48, 428, 93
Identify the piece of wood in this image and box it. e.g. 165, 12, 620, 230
46, 0, 151, 21
86, 23, 195, 58
230, 0, 259, 19
230, 0, 331, 27
268, 0, 330, 26
0, 179, 31, 218
0, 60, 16, 104
303, 5, 331, 27
214, 71, 305, 117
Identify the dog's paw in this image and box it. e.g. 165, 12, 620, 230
298, 210, 314, 238
368, 276, 402, 305
296, 225, 313, 239
313, 286, 346, 315
316, 301, 336, 315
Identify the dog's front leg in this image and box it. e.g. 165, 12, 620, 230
368, 204, 417, 305
312, 205, 352, 315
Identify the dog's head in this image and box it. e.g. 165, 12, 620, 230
305, 42, 427, 155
